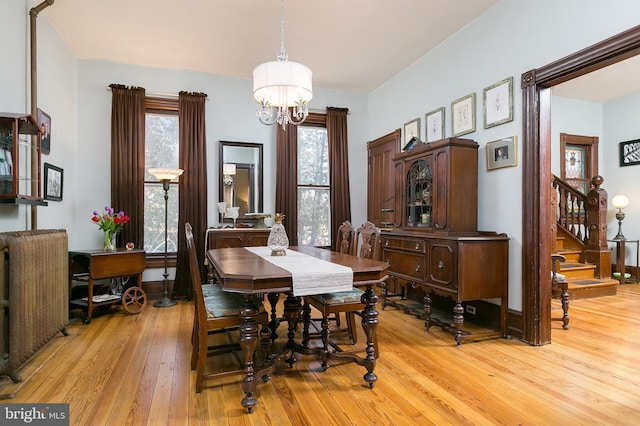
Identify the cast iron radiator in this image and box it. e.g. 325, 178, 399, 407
0, 229, 69, 382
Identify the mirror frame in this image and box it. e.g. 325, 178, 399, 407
218, 141, 263, 219
521, 25, 640, 345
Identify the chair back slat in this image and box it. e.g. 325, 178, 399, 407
354, 221, 381, 260
335, 220, 355, 255
186, 223, 207, 325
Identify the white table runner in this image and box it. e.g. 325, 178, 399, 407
245, 247, 354, 296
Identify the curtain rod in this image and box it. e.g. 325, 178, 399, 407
105, 87, 209, 100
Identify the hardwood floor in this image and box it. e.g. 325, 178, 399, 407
2, 285, 640, 425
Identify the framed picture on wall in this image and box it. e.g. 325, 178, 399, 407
403, 117, 421, 145
619, 139, 640, 167
451, 93, 475, 137
425, 107, 445, 143
486, 136, 517, 171
44, 163, 63, 201
37, 108, 51, 155
483, 77, 513, 128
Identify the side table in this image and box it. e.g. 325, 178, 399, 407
608, 239, 639, 285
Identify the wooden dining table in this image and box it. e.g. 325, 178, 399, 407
206, 245, 389, 413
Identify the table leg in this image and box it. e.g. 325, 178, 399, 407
238, 294, 271, 413
453, 303, 464, 345
360, 285, 378, 387
423, 292, 432, 332
267, 292, 280, 341
84, 278, 95, 325
283, 293, 301, 366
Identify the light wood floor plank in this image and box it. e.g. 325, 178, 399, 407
3, 285, 640, 425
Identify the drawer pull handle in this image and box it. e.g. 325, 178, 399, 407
415, 243, 420, 250
415, 265, 421, 273
385, 240, 389, 246
438, 261, 444, 270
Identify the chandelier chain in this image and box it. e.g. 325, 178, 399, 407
278, 0, 287, 62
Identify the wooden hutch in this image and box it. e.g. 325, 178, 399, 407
377, 137, 509, 344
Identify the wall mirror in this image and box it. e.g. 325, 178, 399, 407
219, 141, 263, 219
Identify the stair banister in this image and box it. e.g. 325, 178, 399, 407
585, 176, 611, 278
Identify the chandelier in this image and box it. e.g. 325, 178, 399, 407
253, 0, 312, 130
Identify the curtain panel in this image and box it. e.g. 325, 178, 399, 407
327, 107, 351, 250
109, 84, 146, 250
173, 91, 208, 299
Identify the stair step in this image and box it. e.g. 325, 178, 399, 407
566, 278, 618, 300
556, 249, 582, 263
559, 262, 596, 280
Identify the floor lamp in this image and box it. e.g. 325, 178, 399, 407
148, 167, 184, 308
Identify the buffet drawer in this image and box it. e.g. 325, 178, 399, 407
383, 248, 425, 282
383, 236, 426, 253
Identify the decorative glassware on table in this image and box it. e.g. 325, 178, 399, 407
267, 213, 289, 256
217, 202, 228, 227
226, 206, 240, 228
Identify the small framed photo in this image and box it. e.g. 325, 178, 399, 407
451, 93, 475, 137
403, 117, 421, 145
483, 77, 513, 129
425, 107, 445, 143
44, 163, 63, 201
619, 139, 640, 167
37, 108, 51, 155
486, 136, 517, 171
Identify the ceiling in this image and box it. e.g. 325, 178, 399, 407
41, 0, 500, 93
40, 0, 640, 100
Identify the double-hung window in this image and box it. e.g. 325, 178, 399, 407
143, 98, 180, 254
297, 120, 330, 247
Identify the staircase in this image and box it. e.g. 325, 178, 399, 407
555, 233, 618, 300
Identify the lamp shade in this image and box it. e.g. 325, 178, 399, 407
253, 60, 313, 107
222, 163, 236, 175
148, 168, 184, 181
611, 194, 629, 209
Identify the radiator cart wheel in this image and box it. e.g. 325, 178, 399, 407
122, 286, 147, 314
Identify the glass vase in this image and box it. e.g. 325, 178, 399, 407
267, 213, 289, 256
104, 231, 117, 251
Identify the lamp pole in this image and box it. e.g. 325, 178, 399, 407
155, 178, 177, 308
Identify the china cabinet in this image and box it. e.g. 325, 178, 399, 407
0, 113, 45, 205
379, 138, 509, 344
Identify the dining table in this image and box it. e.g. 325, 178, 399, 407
206, 245, 389, 413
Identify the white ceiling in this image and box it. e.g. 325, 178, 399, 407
40, 0, 640, 100
41, 0, 500, 93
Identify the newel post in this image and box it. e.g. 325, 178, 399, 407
584, 176, 611, 278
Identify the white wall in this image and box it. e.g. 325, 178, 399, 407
3, 0, 640, 306
602, 93, 640, 266
74, 61, 369, 253
367, 0, 640, 310
0, 1, 77, 236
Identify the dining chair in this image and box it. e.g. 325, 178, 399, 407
551, 253, 570, 329
304, 221, 383, 365
186, 222, 268, 392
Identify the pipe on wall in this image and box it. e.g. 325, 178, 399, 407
29, 0, 55, 230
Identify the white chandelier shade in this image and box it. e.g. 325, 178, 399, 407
253, 60, 313, 107
252, 0, 312, 129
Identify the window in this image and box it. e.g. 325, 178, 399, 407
144, 98, 179, 253
297, 122, 330, 246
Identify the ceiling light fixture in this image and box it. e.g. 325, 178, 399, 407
253, 0, 312, 130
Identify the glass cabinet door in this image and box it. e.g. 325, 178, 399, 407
406, 159, 432, 228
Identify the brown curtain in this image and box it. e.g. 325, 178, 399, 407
173, 91, 208, 299
109, 84, 146, 249
327, 107, 351, 250
275, 122, 299, 245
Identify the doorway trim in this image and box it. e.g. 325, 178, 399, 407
521, 25, 640, 345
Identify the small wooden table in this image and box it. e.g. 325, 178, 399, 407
206, 246, 389, 413
69, 249, 146, 324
